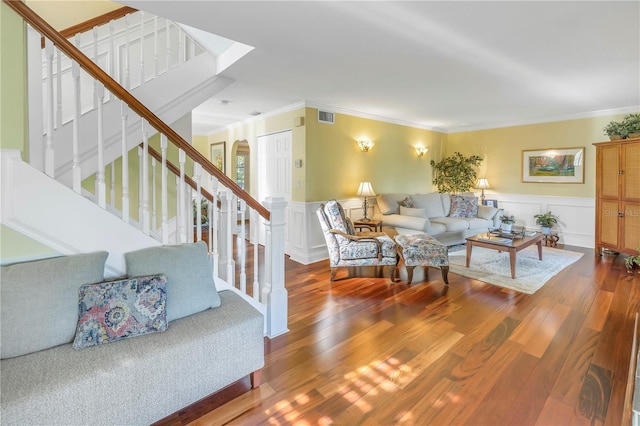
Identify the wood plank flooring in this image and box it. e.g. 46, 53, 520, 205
155, 243, 640, 426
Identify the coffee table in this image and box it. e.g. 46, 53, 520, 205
465, 232, 544, 279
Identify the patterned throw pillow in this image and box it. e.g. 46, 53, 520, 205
449, 195, 479, 218
399, 196, 415, 208
73, 274, 168, 350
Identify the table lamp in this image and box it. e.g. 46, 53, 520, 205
356, 182, 376, 222
475, 178, 490, 204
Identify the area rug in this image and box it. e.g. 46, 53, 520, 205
447, 245, 584, 294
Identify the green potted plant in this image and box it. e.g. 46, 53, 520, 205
603, 120, 628, 140
192, 197, 209, 225
430, 152, 483, 193
534, 211, 558, 235
625, 249, 640, 274
500, 214, 515, 232
622, 113, 640, 139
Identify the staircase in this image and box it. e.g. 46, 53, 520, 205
1, 1, 288, 338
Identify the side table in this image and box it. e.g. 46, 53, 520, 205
353, 219, 383, 233
543, 233, 559, 247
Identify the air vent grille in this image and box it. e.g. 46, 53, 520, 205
318, 110, 335, 124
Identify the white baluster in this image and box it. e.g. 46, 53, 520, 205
71, 43, 81, 193
165, 20, 171, 71
93, 27, 98, 110
120, 102, 129, 223
141, 121, 150, 234
194, 163, 202, 241
96, 84, 106, 208
219, 191, 236, 286
110, 163, 116, 207
151, 156, 157, 233
161, 134, 168, 244
252, 209, 260, 303
139, 11, 145, 85
109, 21, 115, 80
44, 39, 54, 177
178, 26, 184, 64
210, 176, 219, 274
124, 15, 130, 89
238, 200, 247, 294
178, 149, 186, 243
153, 16, 159, 78
262, 197, 289, 337
55, 47, 62, 128
138, 146, 143, 222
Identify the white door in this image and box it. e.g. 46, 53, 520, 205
258, 130, 292, 253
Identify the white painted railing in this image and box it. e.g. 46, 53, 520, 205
6, 1, 288, 338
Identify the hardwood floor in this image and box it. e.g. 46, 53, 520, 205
155, 244, 640, 426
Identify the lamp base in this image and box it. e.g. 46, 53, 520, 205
357, 217, 372, 222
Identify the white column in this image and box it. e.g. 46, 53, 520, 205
262, 197, 288, 338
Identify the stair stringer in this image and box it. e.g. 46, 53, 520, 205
1, 150, 161, 277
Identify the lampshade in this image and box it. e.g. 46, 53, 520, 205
475, 178, 490, 189
356, 182, 376, 197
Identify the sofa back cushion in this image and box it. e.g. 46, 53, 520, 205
1, 251, 109, 359
376, 193, 409, 215
411, 193, 445, 218
125, 242, 220, 322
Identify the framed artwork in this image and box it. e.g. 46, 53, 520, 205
210, 142, 226, 173
522, 147, 584, 183
483, 199, 498, 208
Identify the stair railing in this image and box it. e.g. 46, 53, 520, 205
4, 0, 288, 338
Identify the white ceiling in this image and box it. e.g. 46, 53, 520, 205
120, 1, 640, 135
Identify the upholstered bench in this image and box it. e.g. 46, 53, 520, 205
395, 233, 449, 285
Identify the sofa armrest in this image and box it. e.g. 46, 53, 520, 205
492, 208, 505, 228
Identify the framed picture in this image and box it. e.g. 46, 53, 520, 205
483, 199, 498, 208
522, 147, 584, 183
210, 142, 226, 173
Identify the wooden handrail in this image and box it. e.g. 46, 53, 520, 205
40, 6, 137, 48
143, 143, 216, 205
5, 0, 270, 220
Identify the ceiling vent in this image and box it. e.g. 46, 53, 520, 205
318, 110, 335, 124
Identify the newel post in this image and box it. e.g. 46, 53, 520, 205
262, 197, 288, 338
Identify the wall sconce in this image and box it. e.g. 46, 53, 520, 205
475, 178, 490, 203
357, 139, 375, 152
415, 147, 428, 158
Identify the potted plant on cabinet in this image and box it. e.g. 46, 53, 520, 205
534, 211, 558, 235
622, 113, 640, 139
603, 121, 628, 140
430, 152, 483, 193
500, 215, 515, 232
625, 249, 640, 274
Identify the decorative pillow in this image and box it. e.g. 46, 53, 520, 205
399, 196, 415, 208
73, 274, 168, 350
1, 251, 109, 359
125, 242, 220, 322
400, 206, 427, 218
477, 205, 499, 220
449, 195, 479, 218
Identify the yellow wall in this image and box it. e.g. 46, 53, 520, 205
446, 113, 630, 198
26, 0, 121, 31
305, 108, 447, 201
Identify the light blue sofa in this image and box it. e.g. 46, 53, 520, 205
0, 243, 264, 425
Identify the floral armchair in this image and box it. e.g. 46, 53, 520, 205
316, 199, 398, 282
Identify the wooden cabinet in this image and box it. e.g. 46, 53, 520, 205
594, 138, 640, 256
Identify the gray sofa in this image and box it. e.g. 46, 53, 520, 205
374, 192, 503, 246
0, 243, 264, 426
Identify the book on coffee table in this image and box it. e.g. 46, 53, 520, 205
477, 236, 512, 245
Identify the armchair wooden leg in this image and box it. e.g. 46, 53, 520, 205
330, 267, 337, 281
406, 266, 415, 285
389, 265, 397, 283
441, 266, 449, 285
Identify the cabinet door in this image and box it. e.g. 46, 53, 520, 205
623, 143, 640, 200
599, 199, 620, 247
622, 201, 640, 252
600, 145, 620, 199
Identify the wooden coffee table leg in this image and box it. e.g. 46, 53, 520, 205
537, 240, 543, 260
466, 243, 472, 267
509, 249, 516, 279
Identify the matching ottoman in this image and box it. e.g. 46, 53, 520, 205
395, 233, 449, 285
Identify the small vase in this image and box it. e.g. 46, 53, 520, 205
541, 227, 551, 235
501, 223, 512, 233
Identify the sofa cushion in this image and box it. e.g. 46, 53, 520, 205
430, 217, 471, 232
449, 195, 479, 218
0, 251, 109, 359
125, 242, 220, 322
73, 274, 168, 350
376, 193, 408, 215
339, 236, 396, 260
477, 205, 499, 220
412, 193, 445, 218
400, 206, 427, 217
